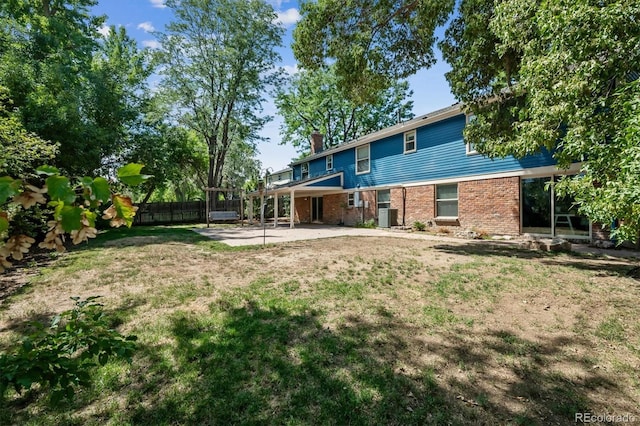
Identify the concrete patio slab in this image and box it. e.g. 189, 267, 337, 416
192, 224, 420, 246
191, 224, 640, 260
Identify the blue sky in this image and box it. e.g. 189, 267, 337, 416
92, 0, 456, 172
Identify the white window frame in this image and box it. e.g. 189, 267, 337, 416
465, 114, 479, 155
404, 130, 416, 154
377, 189, 391, 209
347, 192, 354, 208
356, 144, 370, 174
436, 183, 459, 219
326, 154, 333, 170
301, 162, 309, 180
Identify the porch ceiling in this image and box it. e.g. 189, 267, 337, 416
251, 172, 344, 198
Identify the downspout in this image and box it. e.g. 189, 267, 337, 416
402, 187, 407, 229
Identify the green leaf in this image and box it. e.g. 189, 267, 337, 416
91, 177, 111, 203
117, 163, 150, 186
0, 214, 8, 234
16, 376, 34, 390
60, 206, 84, 232
112, 195, 138, 228
84, 210, 97, 227
36, 165, 60, 176
46, 175, 76, 204
0, 176, 20, 205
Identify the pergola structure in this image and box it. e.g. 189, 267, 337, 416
247, 172, 344, 228
203, 187, 244, 228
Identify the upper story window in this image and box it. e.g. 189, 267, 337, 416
465, 114, 479, 155
356, 144, 370, 174
326, 154, 333, 170
301, 162, 309, 180
404, 130, 416, 154
436, 183, 458, 218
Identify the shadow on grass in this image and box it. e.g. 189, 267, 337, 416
433, 242, 638, 277
69, 225, 259, 254
0, 252, 58, 306
90, 225, 211, 247
126, 302, 626, 425
0, 310, 57, 347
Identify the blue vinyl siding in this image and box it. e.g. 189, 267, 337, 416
291, 113, 557, 189
308, 175, 341, 187
293, 158, 332, 181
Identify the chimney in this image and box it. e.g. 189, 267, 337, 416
310, 130, 323, 155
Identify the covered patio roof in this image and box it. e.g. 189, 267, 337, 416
247, 172, 345, 228
271, 172, 343, 197
248, 171, 344, 198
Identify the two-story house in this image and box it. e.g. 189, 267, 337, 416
251, 103, 603, 241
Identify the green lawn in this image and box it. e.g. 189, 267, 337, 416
1, 226, 639, 425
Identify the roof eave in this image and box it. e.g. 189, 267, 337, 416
289, 103, 463, 166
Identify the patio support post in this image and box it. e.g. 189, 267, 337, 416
274, 193, 279, 227
260, 193, 265, 226
248, 196, 254, 224
290, 190, 295, 228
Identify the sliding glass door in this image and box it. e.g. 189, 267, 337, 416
522, 178, 552, 235
521, 177, 590, 238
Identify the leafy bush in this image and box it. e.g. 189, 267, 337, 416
0, 296, 137, 403
1, 164, 148, 273
413, 221, 426, 231
356, 219, 376, 229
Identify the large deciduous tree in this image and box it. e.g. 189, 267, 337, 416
87, 25, 152, 173
275, 66, 414, 154
292, 0, 452, 103
0, 0, 155, 177
0, 0, 105, 176
156, 0, 283, 208
441, 0, 640, 242
294, 0, 640, 242
0, 87, 58, 178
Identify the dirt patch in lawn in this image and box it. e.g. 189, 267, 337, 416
1, 234, 639, 425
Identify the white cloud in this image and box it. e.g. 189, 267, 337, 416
97, 24, 111, 37
142, 40, 162, 49
149, 0, 166, 9
137, 21, 155, 33
282, 64, 299, 76
274, 8, 300, 27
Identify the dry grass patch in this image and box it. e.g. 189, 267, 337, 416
1, 226, 639, 425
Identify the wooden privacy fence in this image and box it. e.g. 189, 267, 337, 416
135, 201, 205, 225
134, 200, 242, 225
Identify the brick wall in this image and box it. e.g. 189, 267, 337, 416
323, 193, 344, 225
320, 191, 377, 225
458, 177, 520, 235
390, 186, 435, 227
387, 177, 521, 235
295, 176, 520, 234
592, 223, 612, 241
291, 177, 612, 240
294, 197, 311, 223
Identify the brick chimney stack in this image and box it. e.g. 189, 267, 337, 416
310, 130, 323, 155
